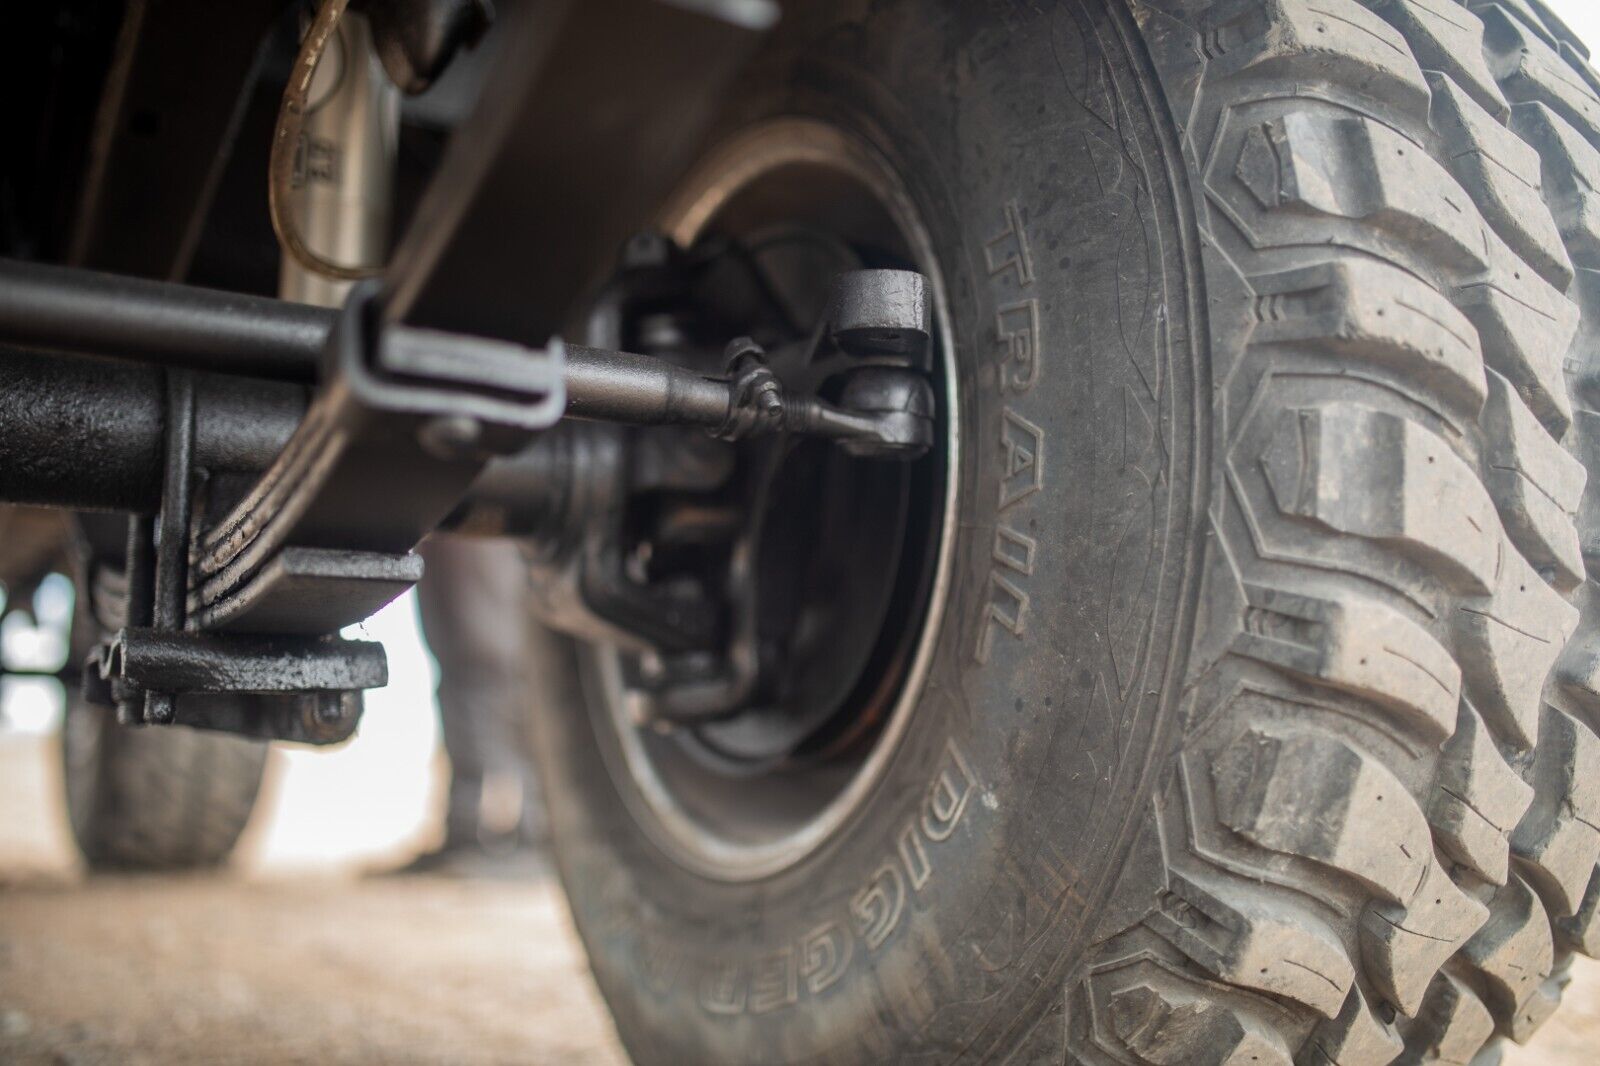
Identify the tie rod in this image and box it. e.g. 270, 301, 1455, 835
0, 258, 933, 463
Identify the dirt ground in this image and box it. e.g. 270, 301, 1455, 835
0, 732, 626, 1065
1, 730, 1597, 1065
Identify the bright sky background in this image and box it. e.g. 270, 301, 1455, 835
2, 585, 445, 873
243, 594, 446, 871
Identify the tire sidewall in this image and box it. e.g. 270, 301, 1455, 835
532, 0, 1207, 1058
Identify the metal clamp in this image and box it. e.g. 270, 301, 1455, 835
86, 629, 386, 745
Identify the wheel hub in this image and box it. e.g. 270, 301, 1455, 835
576, 118, 960, 879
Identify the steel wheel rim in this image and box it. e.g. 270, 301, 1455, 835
582, 117, 962, 882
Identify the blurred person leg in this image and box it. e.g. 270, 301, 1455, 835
414, 535, 548, 870
0, 507, 71, 618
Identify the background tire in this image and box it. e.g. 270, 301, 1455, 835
60, 570, 268, 871
62, 697, 268, 871
527, 0, 1600, 1062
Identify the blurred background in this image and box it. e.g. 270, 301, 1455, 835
5, 0, 1600, 1063
3, 587, 454, 874
0, 588, 627, 1064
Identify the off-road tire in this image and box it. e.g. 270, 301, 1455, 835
529, 0, 1600, 1062
63, 696, 268, 870
62, 575, 268, 870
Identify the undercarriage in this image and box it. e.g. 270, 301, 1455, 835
1, 0, 946, 764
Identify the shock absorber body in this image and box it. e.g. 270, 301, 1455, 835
278, 10, 400, 307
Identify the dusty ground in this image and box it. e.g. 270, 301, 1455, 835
0, 875, 628, 1066
1, 729, 1597, 1064
0, 732, 626, 1065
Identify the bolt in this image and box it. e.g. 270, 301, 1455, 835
303, 692, 357, 740
714, 337, 787, 440
317, 692, 354, 725
144, 691, 176, 724
115, 697, 143, 726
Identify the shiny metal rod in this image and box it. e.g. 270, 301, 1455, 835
277, 10, 399, 306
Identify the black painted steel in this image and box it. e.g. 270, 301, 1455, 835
564, 343, 733, 426
94, 629, 388, 695
142, 370, 198, 724
185, 282, 561, 635
0, 259, 329, 381
0, 348, 305, 512
85, 629, 384, 745
826, 268, 932, 362
116, 515, 157, 726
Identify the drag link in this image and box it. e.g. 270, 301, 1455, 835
0, 259, 935, 491
562, 339, 934, 459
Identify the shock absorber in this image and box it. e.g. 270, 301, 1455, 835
277, 8, 400, 306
